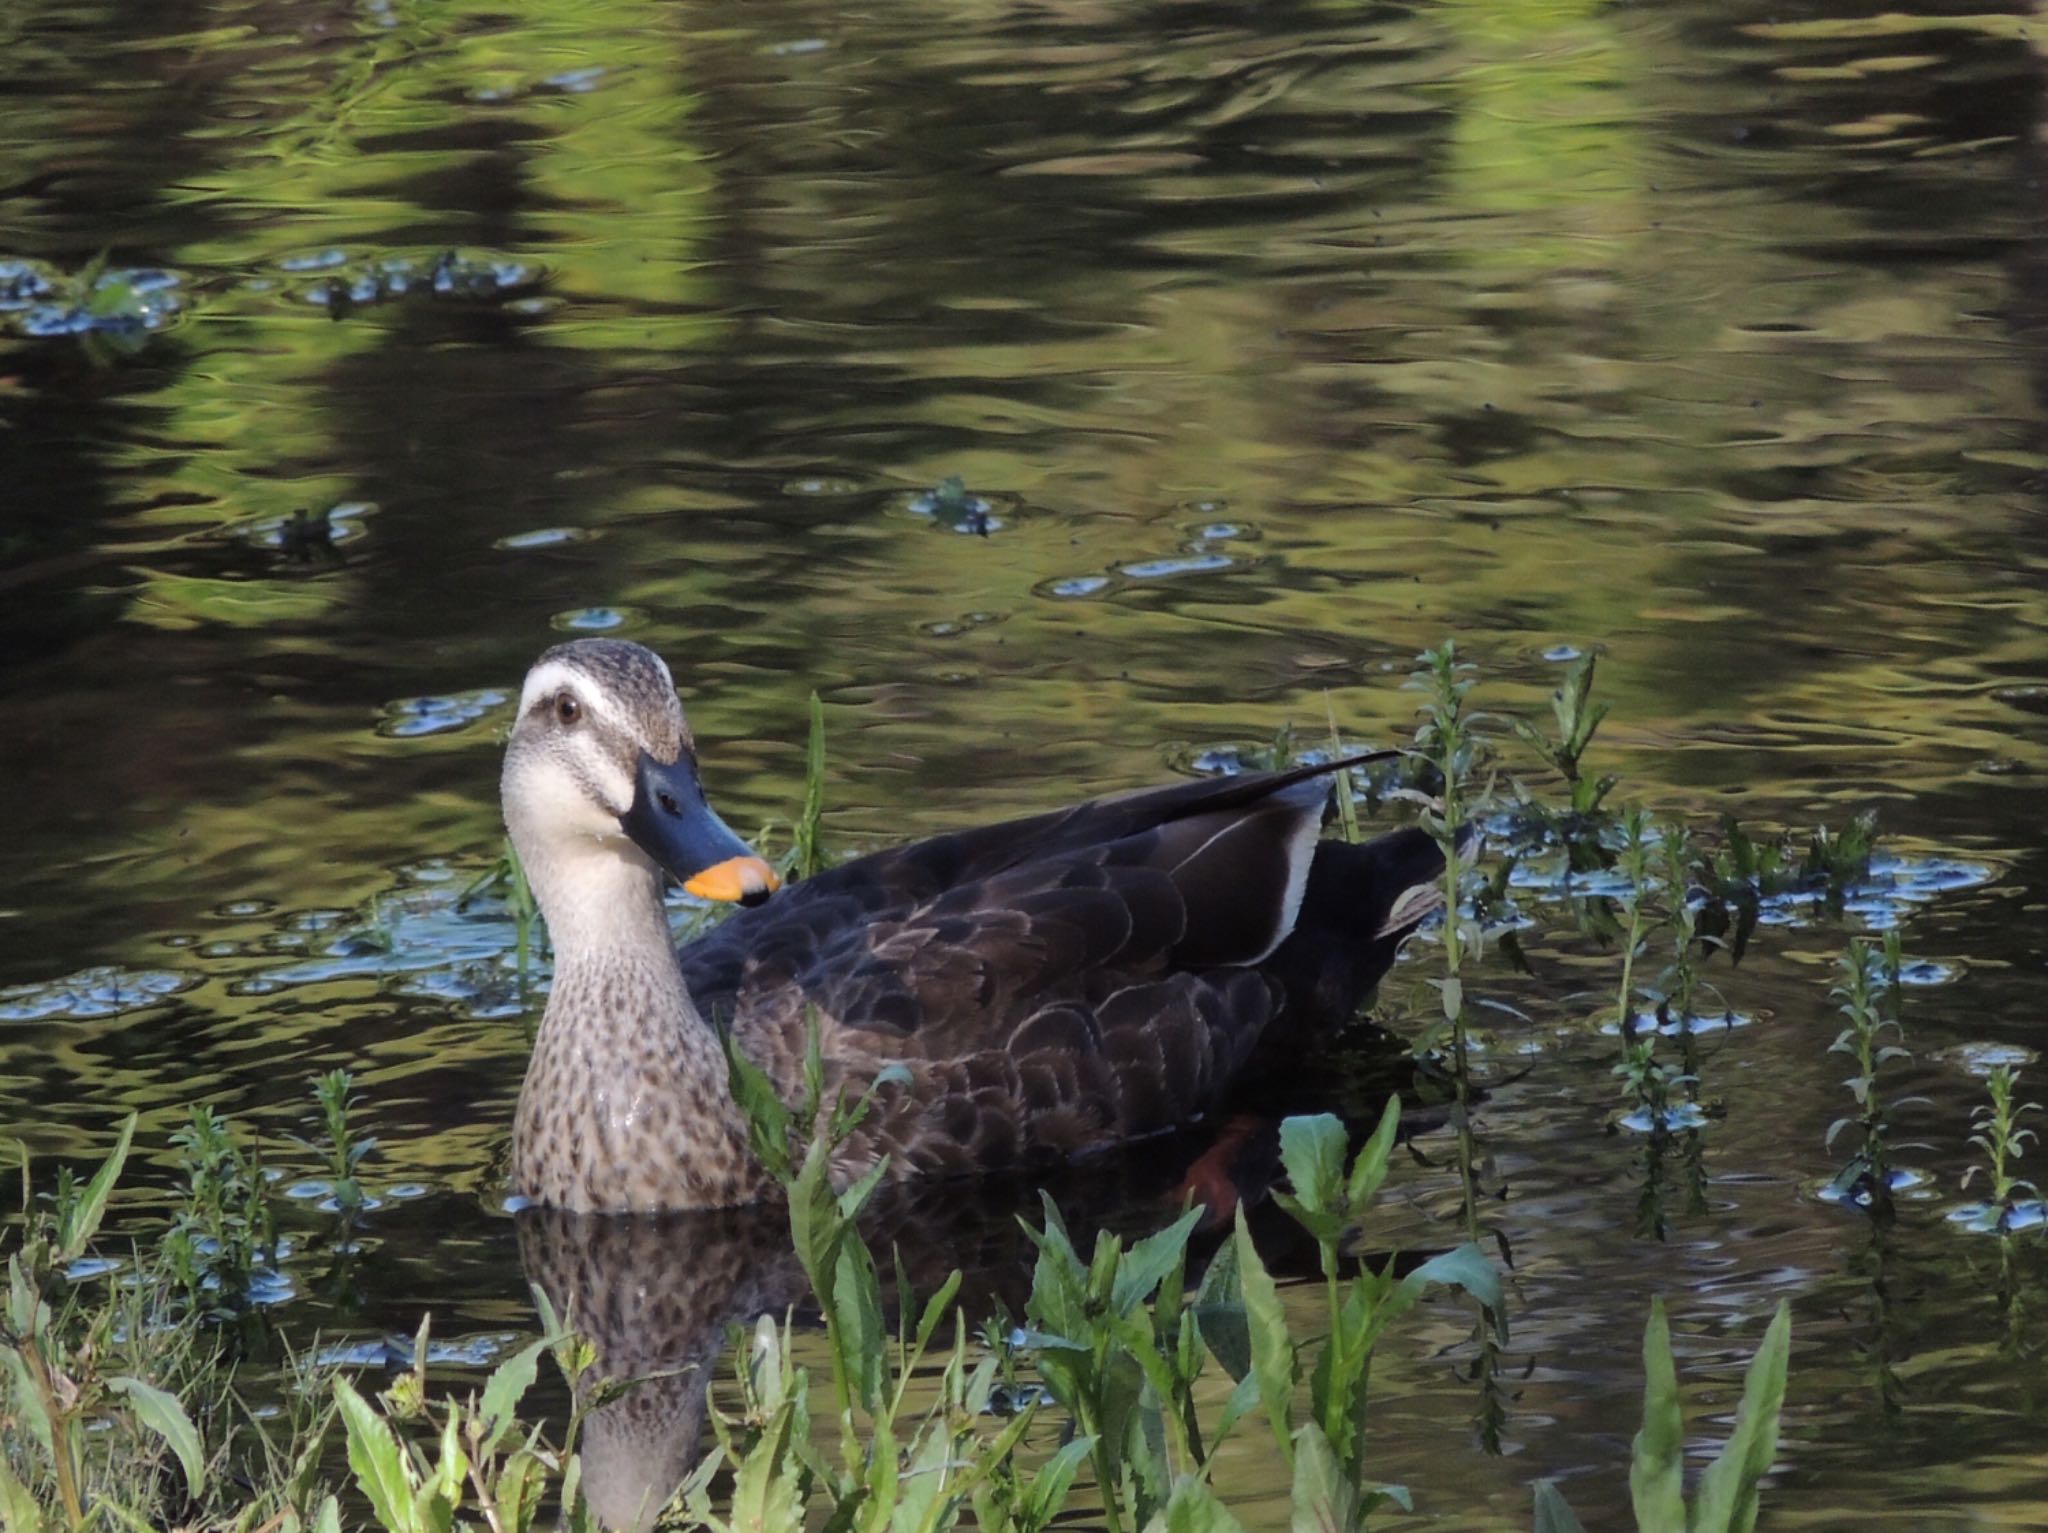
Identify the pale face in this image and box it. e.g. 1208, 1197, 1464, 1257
503, 649, 683, 845
498, 639, 773, 939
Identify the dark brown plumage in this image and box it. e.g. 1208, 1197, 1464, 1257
679, 762, 1448, 1182
503, 639, 1448, 1212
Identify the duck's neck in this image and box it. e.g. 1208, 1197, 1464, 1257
512, 842, 762, 1212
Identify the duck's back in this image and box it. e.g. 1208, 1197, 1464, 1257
676, 765, 1445, 1177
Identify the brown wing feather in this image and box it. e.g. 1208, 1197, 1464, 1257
676, 758, 1434, 1178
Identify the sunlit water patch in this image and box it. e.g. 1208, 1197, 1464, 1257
1050, 574, 1117, 599
283, 250, 542, 314
1949, 1200, 2048, 1234
551, 606, 640, 632
0, 259, 56, 310
471, 65, 610, 102
376, 689, 511, 740
917, 610, 1006, 638
900, 479, 1011, 535
1814, 1165, 1931, 1209
493, 527, 596, 551
1934, 1042, 2041, 1075
0, 967, 193, 1021
315, 1332, 523, 1370
231, 502, 376, 558
1, 263, 186, 342
248, 887, 525, 994
1616, 1103, 1712, 1133
1603, 1008, 1755, 1038
1118, 550, 1242, 580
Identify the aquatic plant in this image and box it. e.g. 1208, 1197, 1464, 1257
1614, 1037, 1698, 1241
1509, 651, 1619, 872
1610, 808, 1658, 1036
0, 251, 187, 359
293, 249, 540, 318
1823, 934, 1913, 1220
1692, 811, 1880, 962
1533, 1298, 1792, 1533
791, 691, 830, 881
2, 1054, 1792, 1532
164, 1103, 280, 1319
0, 1119, 332, 1533
296, 1069, 375, 1220
1326, 700, 1363, 845
457, 837, 542, 977
1961, 1064, 2042, 1234
332, 1306, 598, 1533
1403, 641, 1518, 1450
1405, 642, 1486, 1234
908, 474, 998, 536
723, 1016, 1506, 1533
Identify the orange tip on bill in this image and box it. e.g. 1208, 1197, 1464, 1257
683, 855, 782, 903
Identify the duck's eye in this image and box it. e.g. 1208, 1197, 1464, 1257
553, 692, 582, 726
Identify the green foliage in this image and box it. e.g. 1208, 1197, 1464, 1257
1510, 651, 1619, 870
163, 1105, 277, 1319
1962, 1065, 2043, 1228
1, 1117, 343, 1533
294, 1069, 375, 1219
914, 473, 995, 535
330, 1313, 587, 1533
458, 836, 541, 976
1611, 807, 1657, 1034
1326, 699, 1362, 846
1403, 643, 1486, 1201
1010, 1098, 1501, 1532
1536, 1299, 1792, 1533
1692, 812, 1880, 963
753, 691, 835, 884
1405, 642, 1514, 1451
793, 691, 830, 881
1824, 934, 1911, 1221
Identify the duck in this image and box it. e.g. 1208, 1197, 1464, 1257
503, 638, 1450, 1214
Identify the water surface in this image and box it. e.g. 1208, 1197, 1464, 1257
4, 0, 2047, 1526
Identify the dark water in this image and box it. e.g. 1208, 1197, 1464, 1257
4, 0, 2048, 1525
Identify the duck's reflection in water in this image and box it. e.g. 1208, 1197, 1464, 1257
517, 1204, 798, 1533
515, 1117, 1302, 1531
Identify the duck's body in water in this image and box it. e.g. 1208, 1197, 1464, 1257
502, 638, 1447, 1213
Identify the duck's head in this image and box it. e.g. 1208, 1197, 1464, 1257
501, 640, 780, 922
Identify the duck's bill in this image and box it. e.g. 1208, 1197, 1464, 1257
682, 855, 781, 904
619, 751, 783, 907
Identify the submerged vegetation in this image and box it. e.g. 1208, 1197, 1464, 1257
2, 645, 2038, 1531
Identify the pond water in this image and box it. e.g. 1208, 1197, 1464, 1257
4, 0, 2048, 1526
